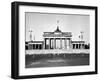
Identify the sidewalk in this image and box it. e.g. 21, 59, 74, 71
26, 49, 89, 55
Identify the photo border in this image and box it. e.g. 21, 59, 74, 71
11, 1, 98, 79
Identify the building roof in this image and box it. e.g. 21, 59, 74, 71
43, 27, 72, 37
71, 41, 85, 43
25, 41, 44, 44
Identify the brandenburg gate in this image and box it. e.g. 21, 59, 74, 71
43, 27, 72, 49
26, 27, 86, 50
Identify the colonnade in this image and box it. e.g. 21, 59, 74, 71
26, 44, 43, 50
72, 43, 85, 49
44, 38, 71, 49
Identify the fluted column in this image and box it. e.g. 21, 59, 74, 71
49, 38, 51, 49
80, 44, 82, 49
75, 44, 76, 49
69, 38, 71, 49
77, 44, 79, 49
54, 38, 56, 49
60, 38, 62, 49
64, 38, 66, 49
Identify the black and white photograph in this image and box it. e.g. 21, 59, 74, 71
11, 1, 97, 79
25, 12, 90, 68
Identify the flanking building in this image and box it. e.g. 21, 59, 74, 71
25, 41, 43, 50
25, 27, 89, 50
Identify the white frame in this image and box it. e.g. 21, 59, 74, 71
19, 5, 95, 76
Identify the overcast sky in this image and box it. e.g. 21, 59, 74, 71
25, 12, 90, 43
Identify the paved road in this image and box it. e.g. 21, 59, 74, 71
25, 54, 89, 68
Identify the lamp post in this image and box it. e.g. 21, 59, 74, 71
29, 29, 33, 41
